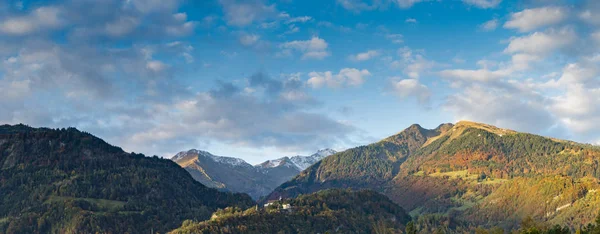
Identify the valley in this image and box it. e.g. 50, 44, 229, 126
2, 122, 600, 233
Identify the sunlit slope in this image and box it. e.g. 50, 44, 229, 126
266, 121, 600, 228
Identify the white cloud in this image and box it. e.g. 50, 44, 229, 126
391, 47, 435, 79
579, 10, 600, 25
442, 49, 600, 143
439, 68, 512, 82
128, 0, 181, 13
173, 13, 187, 21
336, 0, 428, 12
336, 0, 380, 12
0, 45, 124, 101
453, 57, 466, 64
285, 16, 312, 24
504, 7, 567, 32
0, 6, 63, 35
307, 68, 371, 88
146, 60, 168, 72
542, 56, 600, 89
439, 54, 541, 84
386, 34, 404, 44
479, 19, 498, 31
302, 51, 329, 59
165, 13, 197, 36
105, 16, 140, 37
444, 85, 555, 134
317, 21, 352, 33
200, 15, 217, 28
593, 31, 600, 44
0, 0, 361, 159
219, 0, 277, 27
283, 24, 300, 34
510, 53, 541, 71
349, 50, 380, 61
462, 0, 501, 9
443, 28, 575, 81
504, 27, 576, 56
395, 0, 427, 9
405, 18, 417, 24
239, 34, 260, 46
259, 21, 279, 29
390, 78, 431, 104
536, 55, 600, 136
550, 84, 600, 133
122, 73, 357, 154
280, 36, 330, 60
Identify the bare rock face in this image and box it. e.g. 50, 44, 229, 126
172, 149, 336, 200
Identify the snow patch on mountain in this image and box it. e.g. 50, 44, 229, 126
174, 148, 337, 171
314, 148, 337, 158
172, 149, 211, 161
172, 149, 252, 168
257, 157, 297, 169
209, 154, 250, 167
289, 149, 337, 170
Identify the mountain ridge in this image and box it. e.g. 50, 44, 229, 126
254, 148, 338, 171
0, 124, 253, 233
172, 148, 336, 199
265, 121, 600, 229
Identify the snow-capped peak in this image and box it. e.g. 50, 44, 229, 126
256, 157, 296, 169
172, 149, 212, 161
208, 154, 250, 167
254, 149, 337, 171
289, 149, 337, 170
312, 148, 337, 158
172, 149, 251, 168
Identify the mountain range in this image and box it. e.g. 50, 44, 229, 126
3, 121, 600, 233
265, 121, 600, 230
171, 149, 336, 199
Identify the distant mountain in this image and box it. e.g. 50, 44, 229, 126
172, 149, 336, 199
256, 148, 338, 171
0, 124, 253, 234
170, 189, 411, 234
265, 121, 600, 230
172, 149, 273, 199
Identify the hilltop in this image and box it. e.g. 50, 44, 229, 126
266, 121, 600, 230
170, 189, 411, 234
0, 124, 253, 233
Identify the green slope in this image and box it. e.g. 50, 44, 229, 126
266, 121, 600, 230
265, 123, 453, 201
170, 189, 411, 234
0, 124, 254, 234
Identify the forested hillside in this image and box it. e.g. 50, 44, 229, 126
0, 124, 254, 234
266, 121, 600, 230
170, 189, 412, 234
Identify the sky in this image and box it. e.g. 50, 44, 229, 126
1, 0, 599, 164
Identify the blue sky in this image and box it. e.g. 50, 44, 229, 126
1, 0, 600, 164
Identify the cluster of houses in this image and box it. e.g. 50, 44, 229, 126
263, 196, 293, 211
